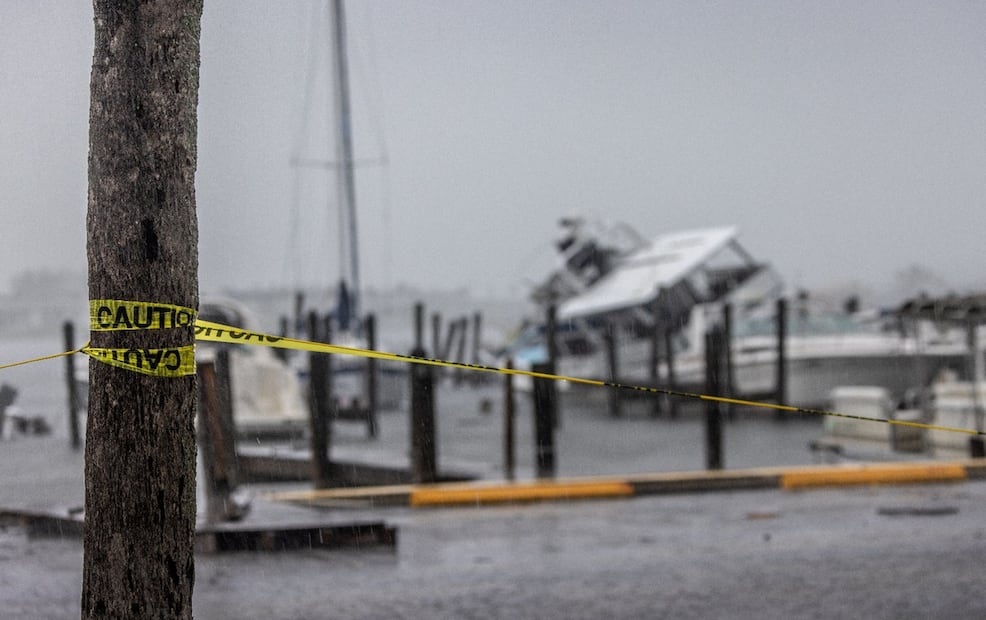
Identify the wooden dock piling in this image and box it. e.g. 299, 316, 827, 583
604, 324, 621, 418
454, 316, 468, 384
704, 326, 726, 470
198, 354, 243, 523
364, 313, 379, 438
723, 304, 735, 419
63, 321, 82, 450
648, 304, 662, 417
431, 312, 442, 365
532, 362, 557, 478
471, 312, 482, 367
411, 302, 437, 483
503, 358, 516, 480
307, 312, 332, 489
775, 297, 788, 410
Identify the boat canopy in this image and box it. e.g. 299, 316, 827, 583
557, 227, 768, 321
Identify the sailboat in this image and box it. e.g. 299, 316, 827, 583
290, 0, 404, 413
330, 0, 360, 325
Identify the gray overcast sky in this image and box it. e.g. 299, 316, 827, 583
1, 1, 984, 303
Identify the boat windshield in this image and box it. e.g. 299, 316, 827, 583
735, 312, 876, 338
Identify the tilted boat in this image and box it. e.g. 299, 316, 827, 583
509, 219, 969, 409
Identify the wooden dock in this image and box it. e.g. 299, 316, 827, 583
0, 506, 397, 554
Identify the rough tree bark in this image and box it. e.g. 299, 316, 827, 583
82, 2, 203, 618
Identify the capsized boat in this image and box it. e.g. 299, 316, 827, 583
507, 219, 968, 409
504, 221, 779, 389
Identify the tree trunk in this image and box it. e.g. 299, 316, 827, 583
82, 2, 202, 618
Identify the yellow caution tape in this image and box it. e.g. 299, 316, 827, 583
1, 299, 985, 438
89, 299, 196, 331
194, 319, 986, 439
0, 344, 195, 378
195, 319, 585, 378
80, 300, 198, 376
0, 347, 87, 371
83, 345, 196, 377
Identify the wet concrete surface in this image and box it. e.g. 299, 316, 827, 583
3, 337, 982, 617
5, 482, 986, 619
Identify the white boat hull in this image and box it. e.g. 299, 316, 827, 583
556, 336, 967, 409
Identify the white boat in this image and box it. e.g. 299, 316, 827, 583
815, 293, 986, 455
506, 222, 779, 390
813, 369, 984, 459
671, 303, 967, 408
510, 220, 969, 409
197, 297, 309, 437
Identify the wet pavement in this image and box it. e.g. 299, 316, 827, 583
5, 480, 986, 619
4, 339, 985, 617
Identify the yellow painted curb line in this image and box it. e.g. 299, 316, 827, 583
780, 463, 968, 490
266, 484, 410, 503
409, 479, 635, 507
263, 460, 986, 509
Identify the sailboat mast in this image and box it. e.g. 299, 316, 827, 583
331, 0, 360, 322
